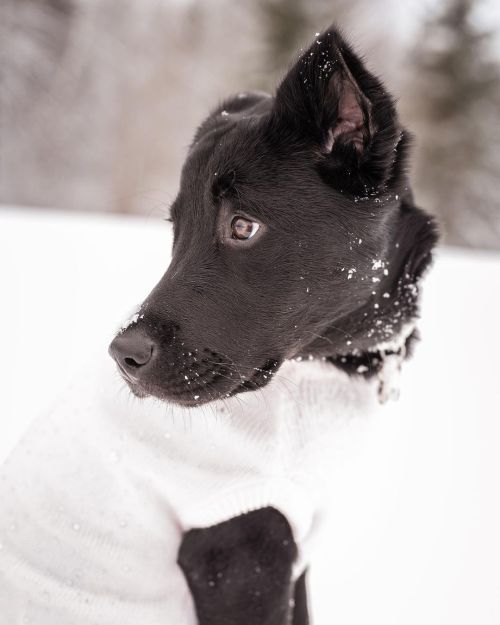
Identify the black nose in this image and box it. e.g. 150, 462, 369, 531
108, 327, 156, 381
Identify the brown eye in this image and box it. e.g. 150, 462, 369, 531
231, 216, 260, 240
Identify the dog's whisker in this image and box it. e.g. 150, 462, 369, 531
302, 330, 335, 345
199, 362, 239, 386
212, 351, 248, 384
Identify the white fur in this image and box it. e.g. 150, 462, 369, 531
0, 354, 384, 623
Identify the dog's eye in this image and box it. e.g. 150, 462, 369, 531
231, 216, 260, 240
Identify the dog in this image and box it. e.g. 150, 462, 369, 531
0, 26, 437, 625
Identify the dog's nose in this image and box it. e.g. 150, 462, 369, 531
108, 328, 155, 380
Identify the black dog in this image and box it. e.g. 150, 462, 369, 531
109, 26, 438, 625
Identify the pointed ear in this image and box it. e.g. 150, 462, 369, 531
272, 27, 401, 189
326, 67, 372, 153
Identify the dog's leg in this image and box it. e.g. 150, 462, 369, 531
178, 507, 297, 625
292, 570, 309, 625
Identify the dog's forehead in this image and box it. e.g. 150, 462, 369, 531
184, 114, 271, 180
178, 118, 317, 219
174, 98, 354, 227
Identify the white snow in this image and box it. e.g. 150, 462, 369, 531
120, 309, 144, 333
373, 320, 416, 355
1, 206, 500, 624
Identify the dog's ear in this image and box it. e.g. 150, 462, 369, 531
272, 27, 401, 190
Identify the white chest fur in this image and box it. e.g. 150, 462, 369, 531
0, 356, 381, 625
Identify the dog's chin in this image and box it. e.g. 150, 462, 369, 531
119, 357, 281, 407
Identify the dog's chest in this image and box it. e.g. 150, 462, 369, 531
0, 358, 379, 624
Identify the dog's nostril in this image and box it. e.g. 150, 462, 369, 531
124, 353, 151, 369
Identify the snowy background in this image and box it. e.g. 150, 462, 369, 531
1, 0, 500, 622
1, 207, 499, 624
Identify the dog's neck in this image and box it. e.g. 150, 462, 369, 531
292, 212, 432, 403
297, 257, 421, 358
295, 317, 416, 405
294, 196, 436, 391
326, 321, 417, 403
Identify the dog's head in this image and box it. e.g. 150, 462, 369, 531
109, 27, 438, 406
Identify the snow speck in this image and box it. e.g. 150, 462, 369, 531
221, 110, 229, 117
372, 277, 381, 283
372, 259, 384, 271
72, 523, 81, 532
120, 310, 144, 333
194, 395, 200, 400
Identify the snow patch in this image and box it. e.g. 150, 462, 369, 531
119, 308, 144, 333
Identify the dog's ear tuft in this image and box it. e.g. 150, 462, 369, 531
272, 27, 400, 190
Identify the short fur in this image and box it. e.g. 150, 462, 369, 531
109, 25, 438, 624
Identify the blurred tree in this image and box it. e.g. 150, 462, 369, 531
256, 0, 355, 90
409, 0, 500, 249
0, 0, 259, 215
258, 0, 310, 78
0, 0, 427, 221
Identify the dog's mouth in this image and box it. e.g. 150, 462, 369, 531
229, 358, 280, 395
117, 355, 281, 407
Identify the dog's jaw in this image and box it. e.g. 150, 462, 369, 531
117, 354, 282, 407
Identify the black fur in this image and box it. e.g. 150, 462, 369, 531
178, 508, 299, 625
108, 25, 439, 623
292, 571, 310, 625
109, 25, 438, 406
